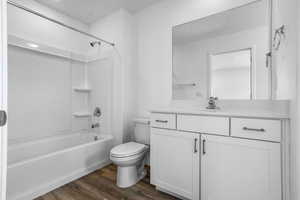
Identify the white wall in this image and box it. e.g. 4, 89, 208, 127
273, 0, 298, 100
89, 9, 137, 144
272, 0, 298, 199
8, 0, 129, 147
8, 0, 90, 54
134, 2, 297, 198
135, 0, 260, 117
7, 0, 93, 144
295, 1, 300, 200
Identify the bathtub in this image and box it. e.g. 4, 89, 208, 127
7, 133, 114, 200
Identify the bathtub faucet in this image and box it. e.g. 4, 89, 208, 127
91, 123, 100, 129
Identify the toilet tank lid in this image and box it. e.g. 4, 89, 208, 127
133, 118, 150, 125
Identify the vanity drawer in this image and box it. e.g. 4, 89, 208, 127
177, 115, 229, 136
231, 118, 281, 142
150, 113, 176, 129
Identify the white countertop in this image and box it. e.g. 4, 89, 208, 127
151, 107, 290, 120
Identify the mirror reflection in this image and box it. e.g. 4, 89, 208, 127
172, 0, 271, 100
210, 49, 252, 99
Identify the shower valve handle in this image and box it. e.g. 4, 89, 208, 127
0, 110, 7, 127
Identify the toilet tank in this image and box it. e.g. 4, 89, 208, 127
133, 118, 150, 145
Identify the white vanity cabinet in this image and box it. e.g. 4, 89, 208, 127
150, 112, 289, 200
201, 134, 281, 200
150, 128, 200, 200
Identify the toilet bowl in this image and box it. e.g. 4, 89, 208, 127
110, 118, 150, 188
110, 142, 149, 188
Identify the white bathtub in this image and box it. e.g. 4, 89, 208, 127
7, 133, 114, 200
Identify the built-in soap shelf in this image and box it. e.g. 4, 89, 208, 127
72, 112, 92, 118
73, 87, 92, 93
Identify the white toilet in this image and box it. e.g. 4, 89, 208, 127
110, 118, 150, 188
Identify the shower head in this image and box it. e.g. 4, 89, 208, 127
90, 41, 101, 47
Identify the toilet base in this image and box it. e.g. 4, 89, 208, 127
116, 166, 147, 188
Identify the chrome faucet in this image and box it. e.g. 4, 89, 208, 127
91, 123, 100, 129
206, 97, 219, 110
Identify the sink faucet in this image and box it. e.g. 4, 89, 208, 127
206, 97, 219, 110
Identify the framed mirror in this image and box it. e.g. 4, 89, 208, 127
172, 0, 272, 100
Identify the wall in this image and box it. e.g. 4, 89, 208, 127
135, 0, 261, 117
7, 0, 92, 144
272, 0, 298, 199
8, 0, 131, 146
273, 0, 298, 100
8, 0, 90, 54
89, 9, 137, 144
135, 1, 297, 198
295, 1, 300, 200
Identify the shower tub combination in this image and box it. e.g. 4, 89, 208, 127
7, 133, 114, 200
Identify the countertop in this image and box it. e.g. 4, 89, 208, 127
150, 107, 290, 120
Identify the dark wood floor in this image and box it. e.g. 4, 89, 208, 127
35, 164, 179, 200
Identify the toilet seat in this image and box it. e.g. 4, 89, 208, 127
110, 142, 147, 158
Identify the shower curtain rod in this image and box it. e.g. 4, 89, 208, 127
7, 0, 115, 47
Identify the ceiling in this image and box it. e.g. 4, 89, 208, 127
34, 0, 161, 24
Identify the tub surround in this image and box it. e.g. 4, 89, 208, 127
150, 102, 290, 200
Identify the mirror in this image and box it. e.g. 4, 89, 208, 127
210, 49, 252, 99
172, 0, 272, 100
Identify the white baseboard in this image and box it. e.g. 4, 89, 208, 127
156, 186, 189, 200
12, 160, 112, 200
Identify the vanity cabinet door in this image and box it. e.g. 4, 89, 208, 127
201, 135, 281, 200
151, 128, 200, 200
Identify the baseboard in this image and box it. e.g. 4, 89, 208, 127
11, 160, 112, 200
156, 186, 189, 200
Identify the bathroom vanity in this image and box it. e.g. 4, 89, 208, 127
150, 109, 289, 200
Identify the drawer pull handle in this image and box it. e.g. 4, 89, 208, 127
194, 138, 198, 153
155, 120, 168, 123
202, 139, 206, 155
243, 127, 266, 132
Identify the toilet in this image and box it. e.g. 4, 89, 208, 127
110, 118, 150, 188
